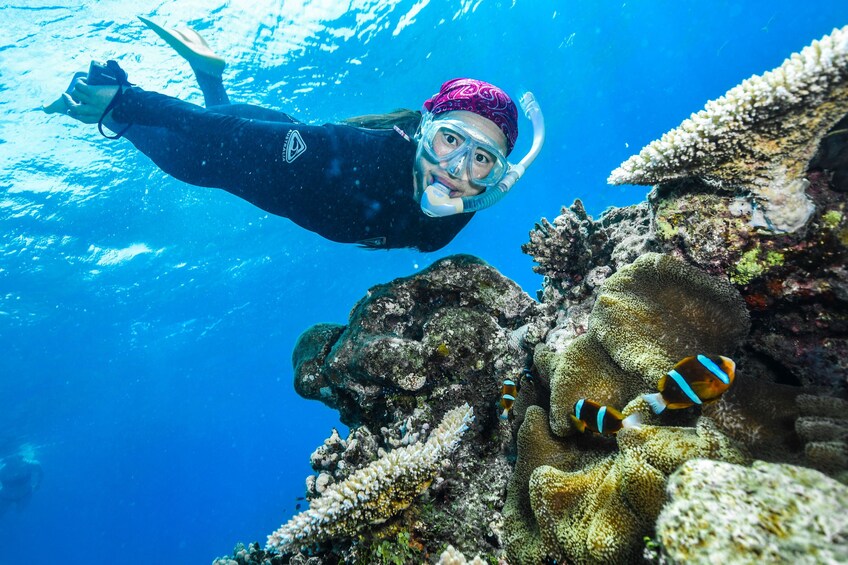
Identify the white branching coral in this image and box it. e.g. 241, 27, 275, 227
609, 25, 848, 233
266, 403, 475, 551
437, 544, 488, 565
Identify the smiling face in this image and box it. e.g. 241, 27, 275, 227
414, 110, 509, 200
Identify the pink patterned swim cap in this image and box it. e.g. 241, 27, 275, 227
423, 78, 518, 155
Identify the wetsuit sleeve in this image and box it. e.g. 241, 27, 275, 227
114, 87, 263, 137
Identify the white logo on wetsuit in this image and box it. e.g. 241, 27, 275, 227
284, 130, 307, 163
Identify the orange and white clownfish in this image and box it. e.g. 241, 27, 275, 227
499, 379, 518, 420
570, 398, 641, 435
643, 354, 736, 414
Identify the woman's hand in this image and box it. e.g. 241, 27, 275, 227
62, 81, 120, 124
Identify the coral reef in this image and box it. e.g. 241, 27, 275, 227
522, 201, 658, 354
532, 420, 747, 565
503, 253, 751, 564
502, 406, 604, 565
292, 254, 537, 429
512, 24, 848, 563
436, 545, 488, 565
657, 459, 848, 564
609, 25, 848, 234
267, 403, 474, 552
537, 252, 750, 437
795, 394, 848, 481
217, 26, 848, 565
299, 401, 513, 563
504, 411, 747, 565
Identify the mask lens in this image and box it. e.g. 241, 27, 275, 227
431, 126, 468, 158
418, 117, 509, 188
470, 147, 497, 180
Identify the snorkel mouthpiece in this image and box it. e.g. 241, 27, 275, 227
419, 91, 545, 217
421, 182, 464, 217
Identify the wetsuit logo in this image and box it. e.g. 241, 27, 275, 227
356, 236, 387, 249
284, 130, 307, 163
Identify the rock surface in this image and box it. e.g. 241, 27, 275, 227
657, 459, 848, 564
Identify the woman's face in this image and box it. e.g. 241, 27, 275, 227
414, 110, 509, 200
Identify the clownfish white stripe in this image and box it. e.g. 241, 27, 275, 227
575, 398, 585, 420
502, 394, 516, 402
597, 405, 607, 434
697, 355, 730, 384
621, 413, 642, 429
503, 379, 516, 387
643, 392, 667, 414
668, 369, 703, 405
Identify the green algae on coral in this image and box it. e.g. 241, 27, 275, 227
822, 209, 844, 229
731, 248, 766, 285
731, 246, 787, 285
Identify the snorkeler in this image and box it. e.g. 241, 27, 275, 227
0, 453, 43, 516
44, 18, 544, 251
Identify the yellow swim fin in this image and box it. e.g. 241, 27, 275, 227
138, 16, 226, 78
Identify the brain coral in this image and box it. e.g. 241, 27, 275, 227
657, 459, 848, 564
502, 405, 609, 565
508, 418, 747, 565
538, 252, 750, 436
505, 253, 754, 564
609, 25, 848, 233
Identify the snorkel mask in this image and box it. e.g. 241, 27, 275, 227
416, 78, 545, 217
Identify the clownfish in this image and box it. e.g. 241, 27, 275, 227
643, 355, 736, 414
499, 379, 518, 420
570, 398, 641, 435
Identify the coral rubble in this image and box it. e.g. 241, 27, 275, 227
609, 25, 848, 234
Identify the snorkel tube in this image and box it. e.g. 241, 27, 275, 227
420, 91, 545, 217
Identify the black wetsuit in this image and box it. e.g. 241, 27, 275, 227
111, 88, 473, 251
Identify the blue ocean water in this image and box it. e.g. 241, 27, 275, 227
0, 1, 845, 563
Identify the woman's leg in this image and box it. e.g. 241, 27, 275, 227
117, 103, 297, 181
195, 71, 229, 107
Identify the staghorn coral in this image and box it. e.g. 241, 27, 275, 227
266, 403, 474, 552
610, 25, 848, 233
515, 419, 747, 565
657, 459, 848, 564
537, 252, 750, 436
